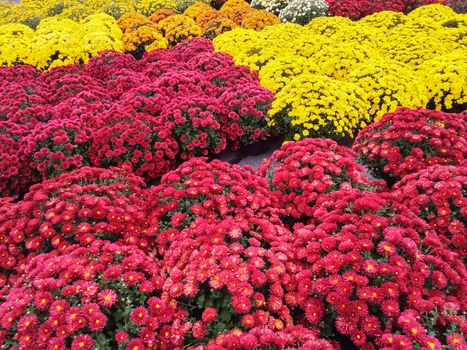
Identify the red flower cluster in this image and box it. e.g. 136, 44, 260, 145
326, 0, 441, 19
0, 167, 148, 275
393, 165, 466, 258
0, 39, 272, 196
353, 108, 466, 184
145, 158, 336, 348
0, 240, 172, 350
0, 159, 341, 349
258, 138, 381, 220
284, 188, 466, 349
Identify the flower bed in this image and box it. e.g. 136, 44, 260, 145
0, 40, 272, 197
286, 188, 466, 349
0, 1, 466, 349
0, 0, 281, 68
0, 14, 123, 70
214, 4, 466, 141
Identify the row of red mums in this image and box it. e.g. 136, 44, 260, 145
0, 38, 273, 198
325, 0, 464, 20
0, 105, 465, 349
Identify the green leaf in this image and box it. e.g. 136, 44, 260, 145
219, 310, 232, 323
197, 294, 206, 308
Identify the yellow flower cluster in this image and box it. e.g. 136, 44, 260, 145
0, 0, 281, 61
214, 4, 467, 140
156, 14, 202, 46
418, 50, 467, 110
269, 74, 371, 140
0, 13, 122, 70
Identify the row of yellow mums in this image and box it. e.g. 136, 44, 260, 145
0, 0, 201, 24
0, 13, 123, 70
214, 4, 467, 141
0, 0, 280, 68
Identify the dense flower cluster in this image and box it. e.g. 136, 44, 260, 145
0, 241, 170, 349
0, 14, 123, 70
0, 0, 281, 63
326, 0, 443, 20
250, 0, 459, 23
145, 159, 302, 345
115, 0, 281, 52
0, 158, 342, 349
278, 0, 328, 24
1, 0, 466, 349
353, 108, 467, 183
285, 188, 466, 349
214, 4, 466, 140
258, 138, 378, 221
393, 165, 466, 258
0, 167, 148, 272
0, 41, 272, 196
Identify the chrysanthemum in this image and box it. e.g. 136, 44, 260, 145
350, 330, 366, 346
130, 306, 148, 326
97, 289, 117, 308
335, 316, 357, 335
88, 312, 107, 331
241, 314, 256, 328
115, 330, 129, 343
126, 338, 145, 350
231, 296, 251, 314
71, 334, 93, 350
16, 314, 38, 333
240, 333, 259, 348
103, 265, 122, 280
192, 321, 206, 340
305, 298, 324, 325
360, 315, 381, 336
447, 333, 466, 348
201, 307, 218, 323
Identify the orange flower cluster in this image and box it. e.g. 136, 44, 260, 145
117, 0, 280, 53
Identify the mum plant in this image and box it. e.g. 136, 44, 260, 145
0, 166, 148, 272
393, 165, 466, 259
285, 188, 466, 348
258, 138, 377, 221
353, 108, 466, 183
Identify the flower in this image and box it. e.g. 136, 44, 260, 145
279, 0, 328, 25
98, 289, 118, 308
201, 308, 218, 323
115, 330, 129, 343
71, 334, 93, 350
287, 188, 466, 348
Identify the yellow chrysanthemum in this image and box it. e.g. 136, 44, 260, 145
268, 74, 371, 140
358, 10, 406, 31
0, 23, 34, 65
408, 3, 457, 23
348, 60, 429, 120
418, 50, 467, 111
157, 14, 202, 46
259, 55, 318, 93
137, 0, 177, 16
305, 15, 355, 35
310, 42, 381, 80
